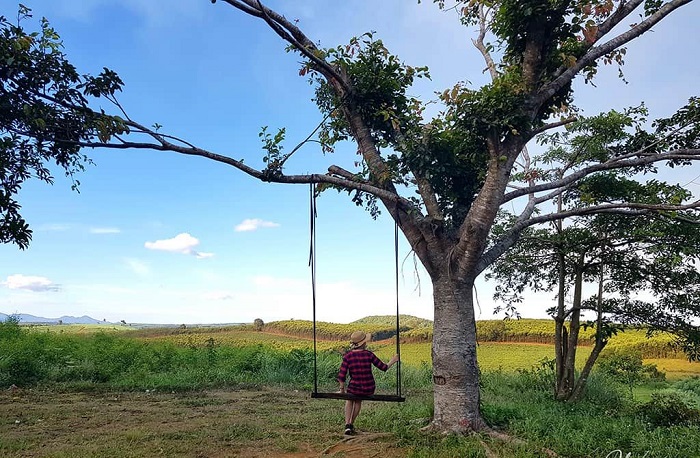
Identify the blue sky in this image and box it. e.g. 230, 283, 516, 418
1, 1, 699, 324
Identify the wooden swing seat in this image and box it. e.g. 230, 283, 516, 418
311, 392, 405, 402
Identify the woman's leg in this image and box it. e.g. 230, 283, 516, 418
350, 400, 362, 424
344, 400, 354, 426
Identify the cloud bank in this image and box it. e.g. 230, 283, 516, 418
144, 233, 213, 259
3, 274, 61, 292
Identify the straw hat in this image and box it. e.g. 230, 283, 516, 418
350, 330, 371, 347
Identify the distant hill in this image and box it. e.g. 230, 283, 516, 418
351, 314, 433, 328
0, 312, 105, 324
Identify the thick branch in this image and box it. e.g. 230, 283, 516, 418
502, 148, 700, 204
220, 0, 350, 92
414, 174, 444, 221
596, 0, 645, 38
502, 199, 700, 238
476, 194, 538, 275
74, 136, 416, 210
536, 0, 692, 107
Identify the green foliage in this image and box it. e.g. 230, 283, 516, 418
597, 349, 667, 396
514, 357, 556, 393
637, 389, 700, 427
0, 314, 22, 339
672, 376, 700, 397
351, 314, 432, 328
264, 319, 405, 342
259, 126, 286, 177
312, 33, 429, 151
1, 7, 127, 248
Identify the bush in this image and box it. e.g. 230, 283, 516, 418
514, 357, 556, 393
673, 376, 700, 397
638, 390, 700, 427
0, 315, 23, 339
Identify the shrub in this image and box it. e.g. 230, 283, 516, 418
0, 314, 23, 339
673, 376, 700, 397
514, 357, 556, 393
597, 349, 667, 396
638, 390, 700, 427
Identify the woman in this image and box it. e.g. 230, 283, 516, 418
337, 330, 399, 435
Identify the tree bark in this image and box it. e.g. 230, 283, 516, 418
569, 339, 607, 401
430, 274, 487, 432
556, 267, 583, 400
554, 251, 567, 395
568, 261, 608, 401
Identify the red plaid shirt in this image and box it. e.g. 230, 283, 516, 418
337, 349, 388, 395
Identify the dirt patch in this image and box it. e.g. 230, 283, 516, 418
0, 387, 408, 457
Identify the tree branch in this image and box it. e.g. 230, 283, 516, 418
471, 4, 498, 81
278, 109, 335, 170
532, 117, 577, 135
502, 148, 700, 204
73, 135, 420, 210
220, 0, 350, 93
536, 0, 692, 108
502, 199, 700, 241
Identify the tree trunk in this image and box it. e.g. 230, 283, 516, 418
569, 339, 607, 401
556, 267, 583, 401
554, 251, 567, 395
430, 274, 487, 432
568, 262, 608, 401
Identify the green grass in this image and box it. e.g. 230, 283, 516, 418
2, 317, 700, 457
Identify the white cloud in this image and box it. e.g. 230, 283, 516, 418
90, 227, 121, 234
234, 219, 280, 232
144, 233, 213, 259
37, 223, 72, 232
124, 258, 151, 277
3, 274, 61, 292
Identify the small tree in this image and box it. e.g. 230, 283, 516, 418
253, 318, 264, 331
597, 350, 646, 396
488, 107, 700, 401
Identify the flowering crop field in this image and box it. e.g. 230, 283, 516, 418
41, 318, 699, 379
123, 325, 700, 379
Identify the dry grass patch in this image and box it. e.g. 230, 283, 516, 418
0, 387, 408, 458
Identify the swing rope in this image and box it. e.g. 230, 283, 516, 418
394, 220, 402, 399
309, 183, 405, 402
309, 183, 318, 395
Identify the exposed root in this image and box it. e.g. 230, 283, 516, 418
321, 432, 393, 456
419, 420, 558, 457
477, 438, 499, 458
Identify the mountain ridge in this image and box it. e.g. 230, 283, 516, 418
0, 312, 105, 324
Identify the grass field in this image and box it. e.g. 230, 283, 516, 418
126, 324, 700, 380
2, 319, 700, 457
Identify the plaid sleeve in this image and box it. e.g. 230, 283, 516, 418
371, 352, 389, 372
338, 353, 350, 382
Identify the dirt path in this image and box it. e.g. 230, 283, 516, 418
0, 387, 408, 458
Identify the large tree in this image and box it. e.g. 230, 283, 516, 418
2, 1, 700, 432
